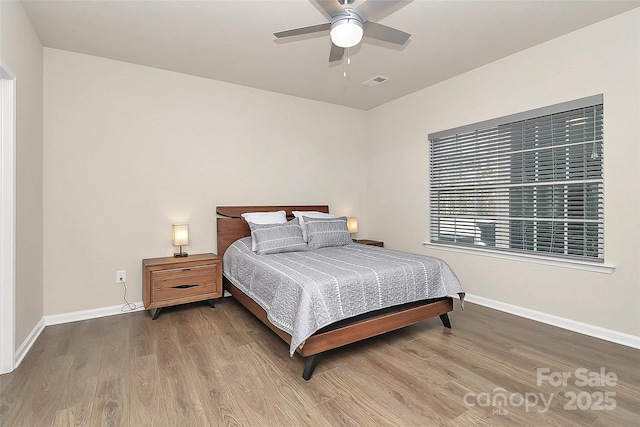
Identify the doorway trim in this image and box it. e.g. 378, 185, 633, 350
1, 58, 16, 375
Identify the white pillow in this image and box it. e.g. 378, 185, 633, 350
241, 210, 287, 251
292, 211, 334, 242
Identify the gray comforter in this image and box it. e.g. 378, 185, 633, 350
223, 237, 465, 355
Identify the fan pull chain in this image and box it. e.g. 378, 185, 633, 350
343, 47, 350, 78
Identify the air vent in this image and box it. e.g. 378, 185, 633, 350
362, 75, 390, 87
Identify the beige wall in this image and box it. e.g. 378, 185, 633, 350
1, 1, 44, 347
366, 9, 640, 336
43, 49, 369, 315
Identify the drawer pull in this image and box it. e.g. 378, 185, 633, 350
175, 284, 198, 289
182, 268, 192, 271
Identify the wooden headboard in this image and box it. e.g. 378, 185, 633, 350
216, 205, 329, 256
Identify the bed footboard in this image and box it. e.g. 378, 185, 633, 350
225, 277, 454, 380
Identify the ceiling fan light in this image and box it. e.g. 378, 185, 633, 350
330, 19, 363, 48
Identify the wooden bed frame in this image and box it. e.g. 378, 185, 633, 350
216, 205, 455, 380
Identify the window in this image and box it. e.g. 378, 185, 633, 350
428, 95, 604, 263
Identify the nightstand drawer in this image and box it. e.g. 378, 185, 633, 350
151, 265, 217, 302
152, 280, 218, 303
151, 264, 217, 289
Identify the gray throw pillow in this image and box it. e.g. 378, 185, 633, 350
248, 217, 308, 255
304, 216, 353, 249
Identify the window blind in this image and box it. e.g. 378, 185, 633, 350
428, 95, 604, 262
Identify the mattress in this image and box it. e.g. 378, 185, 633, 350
223, 237, 465, 355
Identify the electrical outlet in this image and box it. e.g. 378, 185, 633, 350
116, 270, 126, 283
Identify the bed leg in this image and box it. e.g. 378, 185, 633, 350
439, 313, 452, 328
302, 354, 321, 381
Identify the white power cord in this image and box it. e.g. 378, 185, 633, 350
119, 278, 142, 312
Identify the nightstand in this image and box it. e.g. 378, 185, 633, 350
142, 253, 222, 320
354, 239, 384, 247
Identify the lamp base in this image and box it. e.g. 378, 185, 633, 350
174, 252, 189, 258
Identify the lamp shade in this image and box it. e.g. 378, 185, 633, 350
172, 224, 189, 246
330, 18, 363, 48
347, 217, 359, 234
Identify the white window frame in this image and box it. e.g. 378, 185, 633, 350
425, 95, 614, 274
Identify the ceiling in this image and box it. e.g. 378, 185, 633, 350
21, 0, 640, 111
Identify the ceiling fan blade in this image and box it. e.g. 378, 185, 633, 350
274, 22, 331, 38
363, 21, 410, 45
329, 43, 345, 62
353, 0, 410, 23
315, 0, 347, 19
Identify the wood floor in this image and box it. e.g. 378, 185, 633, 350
1, 298, 639, 426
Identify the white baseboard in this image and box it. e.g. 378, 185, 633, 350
14, 317, 45, 368
460, 293, 640, 349
44, 301, 145, 326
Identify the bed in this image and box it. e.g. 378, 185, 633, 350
217, 205, 465, 380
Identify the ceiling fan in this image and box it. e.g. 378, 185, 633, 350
274, 0, 411, 62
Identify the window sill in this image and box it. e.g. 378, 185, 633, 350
422, 242, 615, 274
